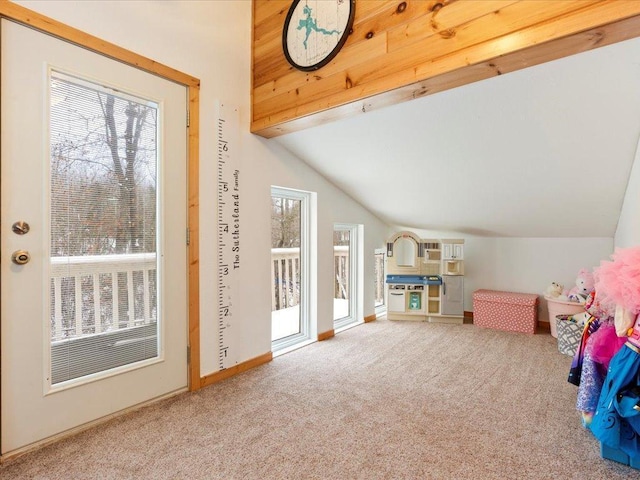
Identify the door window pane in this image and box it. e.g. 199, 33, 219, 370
49, 72, 159, 385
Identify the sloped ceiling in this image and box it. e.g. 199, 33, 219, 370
273, 36, 640, 238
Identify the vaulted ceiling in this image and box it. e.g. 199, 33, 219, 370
273, 36, 640, 237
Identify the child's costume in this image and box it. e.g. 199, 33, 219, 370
589, 246, 640, 455
576, 320, 625, 424
590, 310, 640, 456
568, 290, 624, 425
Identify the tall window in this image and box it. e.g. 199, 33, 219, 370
374, 249, 385, 309
270, 187, 311, 351
333, 224, 359, 329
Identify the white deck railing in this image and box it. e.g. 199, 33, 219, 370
50, 253, 156, 341
271, 247, 300, 311
52, 247, 355, 341
271, 246, 349, 312
333, 245, 349, 301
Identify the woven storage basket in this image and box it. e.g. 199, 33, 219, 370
556, 314, 582, 356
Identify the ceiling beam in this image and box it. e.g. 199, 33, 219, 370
252, 0, 640, 138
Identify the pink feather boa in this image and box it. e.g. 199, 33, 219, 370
593, 246, 640, 315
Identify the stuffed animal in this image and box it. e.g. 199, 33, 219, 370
570, 311, 591, 327
544, 282, 564, 299
566, 268, 595, 304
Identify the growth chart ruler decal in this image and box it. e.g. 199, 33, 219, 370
216, 102, 240, 370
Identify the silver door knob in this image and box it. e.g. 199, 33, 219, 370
11, 250, 30, 265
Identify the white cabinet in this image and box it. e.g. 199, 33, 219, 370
442, 243, 464, 275
442, 243, 463, 260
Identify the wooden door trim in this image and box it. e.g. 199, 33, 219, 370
0, 1, 202, 391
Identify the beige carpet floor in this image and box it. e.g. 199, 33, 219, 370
0, 317, 636, 479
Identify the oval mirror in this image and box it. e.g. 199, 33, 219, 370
395, 237, 416, 267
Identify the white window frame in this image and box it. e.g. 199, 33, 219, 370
333, 223, 359, 330
374, 247, 387, 317
271, 186, 312, 352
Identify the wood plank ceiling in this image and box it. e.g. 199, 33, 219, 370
252, 0, 640, 138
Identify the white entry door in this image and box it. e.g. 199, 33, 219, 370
1, 20, 188, 455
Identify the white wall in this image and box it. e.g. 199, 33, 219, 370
615, 134, 640, 248
17, 1, 391, 376
400, 227, 613, 323
11, 0, 626, 376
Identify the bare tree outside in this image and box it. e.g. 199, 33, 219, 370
271, 196, 300, 248
50, 76, 157, 257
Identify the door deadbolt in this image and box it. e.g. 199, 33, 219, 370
12, 221, 30, 235
11, 250, 31, 265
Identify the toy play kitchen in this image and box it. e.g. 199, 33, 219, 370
385, 231, 464, 323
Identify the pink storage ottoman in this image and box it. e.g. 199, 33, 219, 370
473, 289, 539, 334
